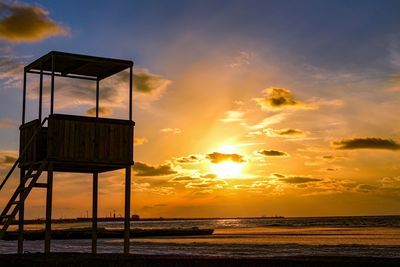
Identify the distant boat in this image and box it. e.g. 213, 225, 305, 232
131, 214, 140, 221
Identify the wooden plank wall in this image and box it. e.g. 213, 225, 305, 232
47, 116, 133, 165
19, 120, 40, 166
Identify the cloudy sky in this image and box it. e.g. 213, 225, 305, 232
1, 0, 400, 219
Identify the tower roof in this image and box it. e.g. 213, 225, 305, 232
25, 51, 133, 80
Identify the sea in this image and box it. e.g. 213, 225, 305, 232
1, 216, 400, 257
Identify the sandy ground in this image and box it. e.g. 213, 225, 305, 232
0, 253, 399, 267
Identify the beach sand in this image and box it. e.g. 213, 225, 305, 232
0, 253, 399, 267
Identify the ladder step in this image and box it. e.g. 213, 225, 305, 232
24, 174, 36, 179
33, 183, 47, 188
16, 187, 27, 192
9, 201, 20, 205
0, 215, 14, 224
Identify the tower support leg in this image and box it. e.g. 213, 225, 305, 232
45, 163, 53, 253
18, 167, 25, 254
124, 166, 131, 254
92, 172, 98, 254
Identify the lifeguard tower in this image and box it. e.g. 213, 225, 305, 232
0, 51, 134, 254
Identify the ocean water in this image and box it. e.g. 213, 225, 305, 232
1, 216, 400, 257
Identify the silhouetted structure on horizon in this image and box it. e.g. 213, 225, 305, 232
0, 51, 135, 254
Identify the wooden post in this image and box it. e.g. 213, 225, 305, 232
19, 66, 26, 250
124, 166, 131, 254
129, 67, 133, 121
50, 55, 55, 114
45, 163, 53, 253
126, 66, 133, 254
96, 79, 99, 118
92, 172, 98, 254
22, 71, 26, 124
39, 63, 43, 122
17, 167, 25, 254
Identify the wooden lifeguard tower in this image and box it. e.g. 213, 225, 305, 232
0, 51, 134, 254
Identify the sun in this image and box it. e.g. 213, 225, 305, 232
211, 161, 243, 178
208, 144, 246, 178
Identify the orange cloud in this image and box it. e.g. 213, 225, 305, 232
0, 117, 14, 128
86, 107, 112, 116
160, 128, 182, 134
254, 87, 315, 110
0, 150, 18, 169
0, 57, 23, 87
0, 2, 69, 42
220, 110, 246, 123
134, 137, 148, 146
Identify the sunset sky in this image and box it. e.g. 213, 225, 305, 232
1, 0, 400, 219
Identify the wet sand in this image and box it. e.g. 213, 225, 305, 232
0, 253, 399, 267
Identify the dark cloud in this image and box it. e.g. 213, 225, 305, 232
0, 2, 68, 42
27, 78, 117, 108
279, 176, 322, 184
169, 173, 217, 183
355, 184, 377, 193
0, 153, 17, 168
132, 68, 171, 94
265, 128, 306, 137
86, 107, 112, 116
117, 67, 171, 93
333, 138, 400, 150
201, 173, 218, 179
131, 180, 174, 195
114, 68, 171, 95
169, 176, 199, 183
132, 162, 176, 176
254, 87, 314, 110
2, 155, 16, 164
206, 152, 245, 164
175, 155, 201, 164
257, 149, 288, 157
185, 179, 227, 189
380, 176, 400, 195
28, 68, 171, 110
234, 184, 252, 189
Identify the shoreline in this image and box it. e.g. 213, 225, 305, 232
13, 216, 286, 225
0, 253, 399, 267
12, 214, 400, 225
2, 227, 214, 240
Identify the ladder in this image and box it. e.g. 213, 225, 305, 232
0, 118, 48, 239
0, 161, 47, 239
